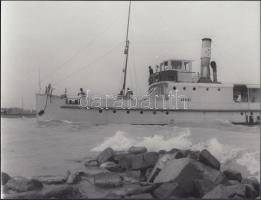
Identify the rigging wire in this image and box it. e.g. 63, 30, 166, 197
131, 43, 139, 95
43, 9, 125, 83
53, 41, 123, 87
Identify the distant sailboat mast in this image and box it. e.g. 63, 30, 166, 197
120, 1, 131, 96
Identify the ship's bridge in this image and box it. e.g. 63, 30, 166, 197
148, 59, 199, 85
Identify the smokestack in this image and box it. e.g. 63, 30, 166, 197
198, 38, 212, 83
210, 61, 217, 83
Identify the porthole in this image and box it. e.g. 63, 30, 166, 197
183, 87, 186, 90
218, 88, 221, 91
126, 110, 130, 114
113, 110, 116, 113
153, 111, 157, 115
240, 112, 243, 115
140, 111, 143, 114
99, 109, 103, 113
173, 86, 176, 90
206, 88, 209, 91
193, 87, 196, 91
250, 112, 253, 115
166, 111, 169, 115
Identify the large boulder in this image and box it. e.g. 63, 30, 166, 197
114, 152, 159, 171
203, 184, 246, 199
245, 184, 259, 199
2, 191, 45, 199
125, 193, 153, 199
199, 149, 220, 170
193, 179, 217, 197
42, 185, 81, 198
5, 176, 43, 193
84, 159, 99, 167
150, 158, 224, 196
128, 146, 147, 154
94, 172, 123, 188
100, 161, 123, 172
96, 147, 114, 165
1, 172, 11, 185
152, 182, 186, 199
168, 149, 200, 160
33, 171, 70, 185
242, 177, 260, 194
223, 169, 242, 182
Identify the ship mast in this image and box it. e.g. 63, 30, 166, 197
120, 1, 131, 96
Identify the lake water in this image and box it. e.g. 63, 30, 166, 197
1, 118, 260, 181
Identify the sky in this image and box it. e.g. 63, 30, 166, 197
1, 1, 260, 109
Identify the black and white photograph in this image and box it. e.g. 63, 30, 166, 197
1, 1, 260, 199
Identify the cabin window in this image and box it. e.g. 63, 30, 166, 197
257, 116, 260, 120
153, 111, 157, 115
240, 112, 243, 115
193, 87, 196, 91
218, 88, 221, 91
99, 109, 103, 113
249, 88, 260, 102
173, 86, 176, 90
140, 111, 143, 114
206, 88, 209, 91
113, 110, 116, 113
171, 60, 182, 70
127, 110, 130, 114
233, 85, 248, 102
183, 87, 186, 90
166, 111, 169, 115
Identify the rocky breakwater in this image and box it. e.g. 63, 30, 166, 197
1, 146, 260, 199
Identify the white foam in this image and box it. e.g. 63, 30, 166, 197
236, 151, 260, 180
91, 129, 192, 152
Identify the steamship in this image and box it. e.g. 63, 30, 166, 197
36, 3, 260, 125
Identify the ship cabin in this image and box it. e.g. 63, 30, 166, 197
148, 59, 199, 85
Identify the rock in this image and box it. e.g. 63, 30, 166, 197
152, 182, 186, 199
145, 167, 154, 181
128, 146, 147, 154
1, 172, 11, 185
33, 171, 70, 185
104, 193, 124, 199
115, 152, 159, 171
122, 175, 140, 184
125, 184, 157, 195
3, 191, 45, 199
67, 171, 85, 184
199, 149, 220, 170
151, 158, 223, 196
193, 179, 217, 197
100, 161, 123, 172
203, 184, 246, 199
245, 184, 259, 199
126, 193, 154, 199
147, 153, 176, 182
223, 169, 242, 182
131, 152, 159, 170
94, 172, 123, 188
158, 150, 167, 154
5, 177, 43, 193
42, 185, 81, 198
96, 147, 114, 165
224, 180, 241, 186
84, 159, 99, 167
84, 167, 109, 176
242, 177, 260, 193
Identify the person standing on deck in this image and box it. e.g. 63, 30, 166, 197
149, 66, 153, 75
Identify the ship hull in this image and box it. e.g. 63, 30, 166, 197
36, 94, 260, 125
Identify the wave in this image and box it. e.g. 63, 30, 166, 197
91, 129, 259, 180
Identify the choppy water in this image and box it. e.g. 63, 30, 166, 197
1, 118, 260, 181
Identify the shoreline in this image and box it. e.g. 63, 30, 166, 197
2, 146, 260, 199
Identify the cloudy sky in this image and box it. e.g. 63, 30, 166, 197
1, 1, 260, 109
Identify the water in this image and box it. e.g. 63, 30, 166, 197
1, 118, 260, 181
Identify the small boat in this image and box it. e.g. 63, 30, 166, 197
36, 2, 260, 125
